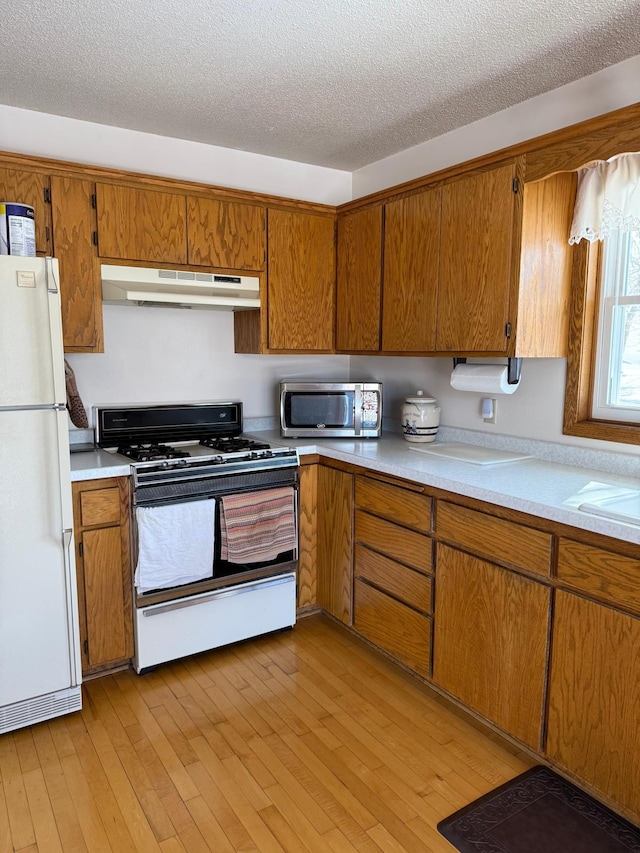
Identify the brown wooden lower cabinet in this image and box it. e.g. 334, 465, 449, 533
547, 590, 640, 818
289, 459, 640, 821
72, 477, 133, 675
433, 543, 550, 751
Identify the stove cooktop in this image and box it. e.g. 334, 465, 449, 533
94, 402, 297, 475
113, 435, 275, 462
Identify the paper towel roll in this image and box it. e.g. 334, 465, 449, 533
450, 363, 520, 395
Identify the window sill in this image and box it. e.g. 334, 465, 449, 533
563, 416, 640, 446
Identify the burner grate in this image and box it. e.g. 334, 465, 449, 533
118, 444, 191, 462
199, 436, 270, 453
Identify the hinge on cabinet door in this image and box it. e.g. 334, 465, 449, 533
91, 193, 97, 209
43, 187, 51, 204
78, 541, 83, 557
505, 323, 512, 338
45, 226, 50, 243
512, 177, 520, 194
92, 231, 98, 246
84, 639, 88, 654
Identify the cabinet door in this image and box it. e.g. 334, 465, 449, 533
72, 479, 133, 675
382, 188, 440, 352
336, 205, 382, 351
187, 197, 265, 270
267, 209, 335, 351
547, 591, 640, 819
297, 464, 318, 610
82, 526, 130, 668
317, 466, 353, 624
0, 168, 52, 255
436, 162, 518, 353
433, 544, 550, 750
96, 184, 187, 264
50, 176, 103, 352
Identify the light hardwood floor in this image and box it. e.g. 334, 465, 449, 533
0, 615, 533, 852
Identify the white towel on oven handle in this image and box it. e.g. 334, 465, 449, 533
135, 498, 216, 594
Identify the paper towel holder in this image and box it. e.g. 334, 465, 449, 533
452, 357, 522, 385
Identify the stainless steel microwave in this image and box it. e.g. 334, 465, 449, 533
280, 382, 382, 438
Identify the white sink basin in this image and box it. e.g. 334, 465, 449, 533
579, 492, 640, 526
408, 442, 532, 466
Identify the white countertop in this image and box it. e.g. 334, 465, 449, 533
70, 431, 640, 546
70, 448, 131, 480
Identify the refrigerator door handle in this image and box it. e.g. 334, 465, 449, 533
63, 527, 73, 553
45, 256, 59, 294
44, 262, 67, 407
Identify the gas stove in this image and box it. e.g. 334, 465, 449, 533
94, 402, 298, 480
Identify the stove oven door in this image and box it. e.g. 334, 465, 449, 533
131, 466, 299, 602
214, 482, 299, 580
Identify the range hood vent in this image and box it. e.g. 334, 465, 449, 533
101, 265, 261, 310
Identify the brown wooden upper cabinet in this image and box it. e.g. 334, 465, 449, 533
0, 167, 52, 256
383, 188, 441, 352
50, 176, 103, 353
267, 208, 335, 351
187, 197, 265, 270
95, 184, 187, 264
335, 157, 574, 357
436, 162, 518, 353
336, 205, 383, 351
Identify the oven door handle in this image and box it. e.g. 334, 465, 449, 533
143, 574, 293, 617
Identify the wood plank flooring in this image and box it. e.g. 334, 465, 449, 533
0, 615, 533, 852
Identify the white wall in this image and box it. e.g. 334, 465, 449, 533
352, 54, 640, 199
67, 306, 349, 426
0, 105, 352, 205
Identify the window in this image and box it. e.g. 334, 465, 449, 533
592, 229, 640, 422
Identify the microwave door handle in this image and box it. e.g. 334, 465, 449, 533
354, 386, 362, 436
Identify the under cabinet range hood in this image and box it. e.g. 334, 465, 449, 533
101, 265, 261, 310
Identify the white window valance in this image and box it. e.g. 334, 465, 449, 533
569, 152, 640, 244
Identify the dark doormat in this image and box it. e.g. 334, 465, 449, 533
437, 765, 640, 853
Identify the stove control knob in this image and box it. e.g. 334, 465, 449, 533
160, 461, 170, 469
176, 459, 188, 467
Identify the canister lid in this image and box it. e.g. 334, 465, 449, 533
405, 389, 437, 403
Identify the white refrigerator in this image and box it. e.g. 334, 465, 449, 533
0, 255, 82, 733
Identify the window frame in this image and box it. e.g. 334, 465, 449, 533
563, 237, 640, 444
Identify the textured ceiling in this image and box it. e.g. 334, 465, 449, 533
1, 0, 639, 170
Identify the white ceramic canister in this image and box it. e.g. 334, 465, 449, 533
401, 390, 441, 443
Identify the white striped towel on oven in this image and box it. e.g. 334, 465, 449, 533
219, 486, 296, 564
135, 499, 216, 594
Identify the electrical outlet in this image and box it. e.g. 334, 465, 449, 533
482, 398, 497, 424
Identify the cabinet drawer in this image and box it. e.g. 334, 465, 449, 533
79, 488, 120, 527
557, 539, 640, 611
436, 501, 552, 577
355, 545, 432, 614
355, 510, 432, 573
355, 476, 431, 532
354, 579, 431, 678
